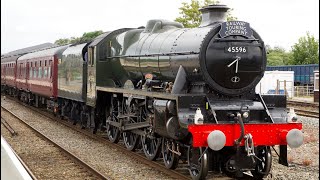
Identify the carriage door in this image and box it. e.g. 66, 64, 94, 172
86, 46, 97, 107
1, 64, 5, 84
26, 62, 30, 90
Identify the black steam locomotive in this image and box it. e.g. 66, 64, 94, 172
1, 4, 303, 180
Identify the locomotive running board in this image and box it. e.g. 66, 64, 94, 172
96, 86, 177, 100
107, 120, 150, 131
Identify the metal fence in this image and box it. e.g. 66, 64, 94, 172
294, 85, 314, 97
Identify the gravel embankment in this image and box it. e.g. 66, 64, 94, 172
267, 116, 319, 180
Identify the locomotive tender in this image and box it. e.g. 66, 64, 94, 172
1, 4, 303, 179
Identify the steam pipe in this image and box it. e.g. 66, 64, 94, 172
235, 113, 245, 145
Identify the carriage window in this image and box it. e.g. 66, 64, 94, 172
22, 64, 25, 77
48, 67, 51, 78
40, 61, 42, 67
34, 67, 37, 78
45, 60, 47, 66
19, 63, 23, 76
44, 67, 48, 78
38, 67, 42, 78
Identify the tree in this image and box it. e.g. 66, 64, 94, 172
174, 0, 237, 28
54, 30, 104, 45
266, 46, 293, 66
54, 38, 70, 45
79, 31, 104, 43
291, 33, 319, 65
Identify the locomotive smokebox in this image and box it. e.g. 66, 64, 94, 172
199, 4, 229, 27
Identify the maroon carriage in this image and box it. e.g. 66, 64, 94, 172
16, 45, 69, 104
1, 55, 18, 95
1, 43, 54, 95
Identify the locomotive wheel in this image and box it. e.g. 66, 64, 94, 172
122, 101, 139, 151
251, 146, 272, 179
142, 135, 161, 161
162, 138, 179, 169
106, 96, 120, 143
80, 109, 87, 129
223, 156, 238, 178
188, 147, 208, 180
140, 106, 161, 160
123, 131, 139, 151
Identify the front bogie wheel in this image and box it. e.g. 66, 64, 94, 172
251, 146, 272, 179
188, 147, 208, 180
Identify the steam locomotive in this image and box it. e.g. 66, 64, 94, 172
1, 4, 303, 179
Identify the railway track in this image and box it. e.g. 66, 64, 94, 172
287, 100, 319, 108
287, 100, 319, 118
1, 106, 110, 180
2, 95, 256, 180
293, 108, 319, 118
1, 117, 17, 136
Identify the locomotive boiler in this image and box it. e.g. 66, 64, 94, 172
96, 5, 265, 96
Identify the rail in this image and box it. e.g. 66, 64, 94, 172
1, 117, 17, 136
293, 109, 319, 118
287, 100, 319, 118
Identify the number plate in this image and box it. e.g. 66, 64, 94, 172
225, 46, 247, 53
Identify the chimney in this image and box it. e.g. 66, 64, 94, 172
199, 4, 229, 27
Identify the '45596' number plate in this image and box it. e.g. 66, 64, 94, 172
225, 46, 247, 53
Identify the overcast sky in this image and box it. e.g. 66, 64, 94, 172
1, 0, 319, 53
